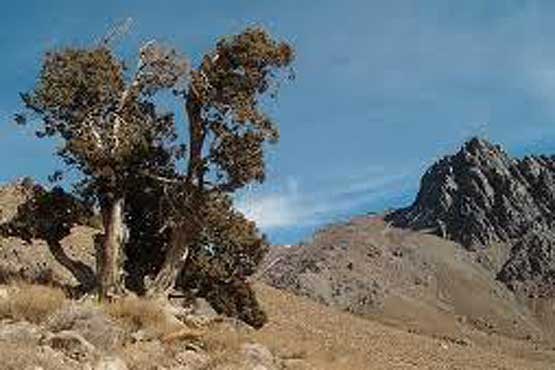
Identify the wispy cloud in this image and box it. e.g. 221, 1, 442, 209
235, 169, 412, 231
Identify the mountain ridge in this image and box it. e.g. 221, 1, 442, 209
262, 137, 555, 344
386, 137, 555, 248
385, 137, 555, 298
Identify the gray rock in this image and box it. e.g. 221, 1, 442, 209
45, 304, 125, 351
92, 355, 128, 370
386, 137, 555, 297
497, 229, 555, 297
0, 285, 9, 300
0, 321, 45, 344
192, 297, 218, 318
386, 137, 555, 248
241, 343, 282, 370
175, 349, 211, 369
43, 330, 97, 362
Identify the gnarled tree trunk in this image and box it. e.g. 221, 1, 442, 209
47, 239, 96, 291
144, 92, 207, 299
97, 196, 126, 300
146, 222, 194, 298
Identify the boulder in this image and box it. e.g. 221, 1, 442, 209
46, 304, 125, 351
93, 355, 128, 370
43, 330, 97, 362
0, 321, 45, 344
241, 343, 282, 370
175, 349, 211, 369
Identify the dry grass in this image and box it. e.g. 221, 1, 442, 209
247, 282, 555, 370
200, 324, 248, 369
0, 283, 66, 324
1, 280, 554, 369
0, 342, 78, 370
103, 296, 182, 337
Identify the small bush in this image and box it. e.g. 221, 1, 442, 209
0, 283, 66, 324
203, 279, 268, 329
200, 325, 247, 369
103, 296, 180, 336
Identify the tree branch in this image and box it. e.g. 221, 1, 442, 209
139, 170, 182, 184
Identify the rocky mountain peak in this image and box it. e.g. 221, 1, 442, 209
385, 137, 555, 297
464, 136, 499, 152
386, 137, 555, 248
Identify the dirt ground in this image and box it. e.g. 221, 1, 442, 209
252, 282, 555, 370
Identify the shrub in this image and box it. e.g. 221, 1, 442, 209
103, 296, 180, 336
202, 279, 268, 329
0, 283, 66, 324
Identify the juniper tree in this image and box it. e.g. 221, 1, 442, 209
124, 181, 269, 326
145, 27, 294, 297
15, 27, 294, 310
18, 42, 189, 299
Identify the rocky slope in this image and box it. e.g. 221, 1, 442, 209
1, 187, 551, 370
0, 283, 290, 370
262, 138, 555, 344
3, 281, 555, 370
260, 217, 552, 341
385, 137, 555, 298
0, 180, 97, 287
386, 137, 555, 248
4, 137, 555, 368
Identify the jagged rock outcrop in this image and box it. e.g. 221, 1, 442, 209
497, 230, 555, 298
386, 137, 555, 248
386, 137, 555, 297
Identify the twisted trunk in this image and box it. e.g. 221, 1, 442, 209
97, 196, 126, 300
146, 90, 206, 298
47, 239, 96, 291
146, 222, 195, 298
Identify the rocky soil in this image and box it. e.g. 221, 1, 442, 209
0, 283, 286, 370
260, 217, 554, 341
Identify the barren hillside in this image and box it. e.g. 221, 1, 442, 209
261, 216, 555, 343
260, 138, 555, 362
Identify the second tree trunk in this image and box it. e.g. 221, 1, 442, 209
97, 196, 126, 300
146, 223, 194, 298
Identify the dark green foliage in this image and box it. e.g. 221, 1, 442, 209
122, 181, 270, 327
187, 27, 295, 193
12, 26, 294, 327
201, 279, 268, 329
18, 41, 188, 298
123, 175, 172, 293
0, 184, 93, 244
0, 183, 97, 291
175, 192, 269, 328
19, 44, 184, 203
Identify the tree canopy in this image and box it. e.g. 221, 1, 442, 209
10, 27, 294, 327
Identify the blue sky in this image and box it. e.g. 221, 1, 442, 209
3, 1, 555, 244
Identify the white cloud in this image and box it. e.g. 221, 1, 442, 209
235, 170, 411, 231
236, 192, 300, 229
235, 178, 302, 229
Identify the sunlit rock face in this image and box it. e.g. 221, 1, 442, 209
387, 137, 555, 297
387, 137, 555, 248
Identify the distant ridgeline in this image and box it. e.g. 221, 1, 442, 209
386, 137, 555, 297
